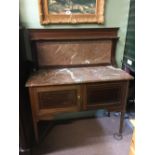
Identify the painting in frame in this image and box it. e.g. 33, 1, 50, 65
38, 0, 105, 24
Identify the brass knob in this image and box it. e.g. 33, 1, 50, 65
77, 95, 80, 100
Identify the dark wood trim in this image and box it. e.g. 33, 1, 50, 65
28, 28, 119, 41
30, 42, 39, 70
27, 79, 132, 88
111, 39, 118, 66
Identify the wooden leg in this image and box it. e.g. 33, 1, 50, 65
33, 120, 39, 143
119, 111, 125, 135
113, 111, 125, 140
29, 88, 39, 143
107, 112, 111, 117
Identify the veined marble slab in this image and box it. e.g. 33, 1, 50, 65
26, 66, 133, 87
36, 40, 112, 67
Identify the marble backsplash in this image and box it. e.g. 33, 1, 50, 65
36, 40, 112, 67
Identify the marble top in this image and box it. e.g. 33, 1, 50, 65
26, 66, 133, 87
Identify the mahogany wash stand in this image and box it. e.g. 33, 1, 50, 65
26, 28, 133, 143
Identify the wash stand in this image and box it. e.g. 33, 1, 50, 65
26, 28, 133, 143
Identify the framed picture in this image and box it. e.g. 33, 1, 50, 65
38, 0, 105, 24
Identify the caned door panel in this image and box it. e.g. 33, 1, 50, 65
83, 82, 126, 110
33, 85, 81, 118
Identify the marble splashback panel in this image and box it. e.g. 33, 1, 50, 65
36, 40, 112, 67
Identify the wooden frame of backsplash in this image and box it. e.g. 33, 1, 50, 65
28, 28, 119, 70
38, 0, 105, 24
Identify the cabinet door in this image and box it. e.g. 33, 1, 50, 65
32, 85, 81, 119
83, 82, 126, 110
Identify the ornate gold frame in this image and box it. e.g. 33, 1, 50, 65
38, 0, 105, 24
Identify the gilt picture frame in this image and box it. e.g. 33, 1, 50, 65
38, 0, 105, 24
